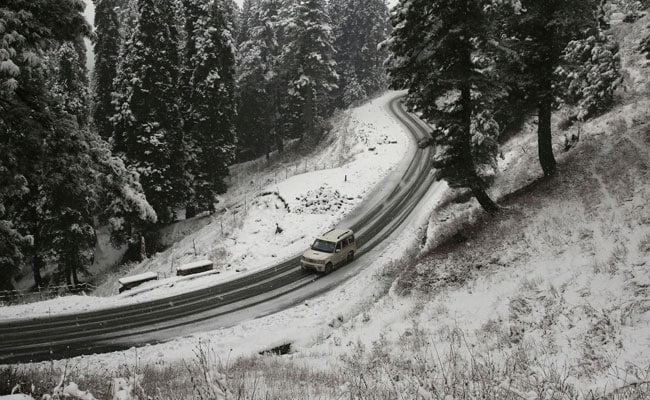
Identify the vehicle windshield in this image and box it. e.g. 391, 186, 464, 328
311, 239, 335, 253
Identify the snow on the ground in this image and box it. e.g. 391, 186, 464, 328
0, 89, 448, 378
5, 17, 650, 399
280, 17, 650, 396
0, 91, 410, 320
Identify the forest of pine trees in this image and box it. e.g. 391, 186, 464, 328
0, 0, 390, 292
0, 0, 640, 293
385, 0, 627, 211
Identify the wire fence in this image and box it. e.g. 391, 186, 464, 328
0, 283, 97, 306
229, 158, 343, 195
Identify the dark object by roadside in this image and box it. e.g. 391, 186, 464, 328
563, 133, 580, 152
417, 136, 434, 149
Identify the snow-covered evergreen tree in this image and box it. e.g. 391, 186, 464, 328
329, 0, 389, 107
556, 31, 622, 120
1, 0, 156, 289
498, 0, 600, 177
237, 0, 284, 159
92, 138, 157, 247
112, 0, 187, 223
236, 0, 259, 46
93, 0, 122, 140
385, 0, 501, 214
0, 0, 91, 288
182, 0, 237, 214
281, 0, 338, 139
46, 39, 91, 127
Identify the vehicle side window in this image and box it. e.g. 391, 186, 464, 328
336, 241, 342, 250
349, 236, 355, 245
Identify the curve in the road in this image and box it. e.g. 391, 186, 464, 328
0, 95, 435, 364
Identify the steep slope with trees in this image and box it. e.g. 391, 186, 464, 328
498, 0, 603, 177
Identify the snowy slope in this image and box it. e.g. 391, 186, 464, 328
0, 91, 411, 320
3, 16, 650, 400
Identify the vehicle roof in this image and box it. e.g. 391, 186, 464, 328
317, 228, 353, 242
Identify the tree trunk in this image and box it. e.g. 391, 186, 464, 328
538, 98, 557, 177
471, 185, 498, 215
272, 86, 284, 153
33, 254, 44, 288
537, 25, 558, 178
65, 266, 73, 288
460, 81, 498, 216
71, 266, 79, 286
185, 204, 197, 219
304, 86, 315, 138
32, 230, 44, 287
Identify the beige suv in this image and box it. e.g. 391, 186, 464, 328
301, 228, 357, 273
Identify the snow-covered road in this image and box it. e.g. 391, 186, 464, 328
0, 92, 444, 365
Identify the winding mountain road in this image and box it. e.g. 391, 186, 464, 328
0, 95, 436, 364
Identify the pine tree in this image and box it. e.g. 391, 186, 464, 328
236, 0, 284, 159
385, 0, 500, 214
47, 38, 91, 127
556, 31, 622, 120
93, 0, 122, 140
498, 0, 600, 177
36, 118, 97, 287
93, 140, 157, 247
236, 0, 258, 46
281, 0, 338, 139
112, 0, 187, 223
0, 0, 91, 289
182, 0, 237, 213
1, 0, 156, 290
329, 0, 389, 107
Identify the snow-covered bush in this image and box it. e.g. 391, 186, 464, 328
556, 32, 623, 120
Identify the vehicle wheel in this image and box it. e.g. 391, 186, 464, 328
325, 262, 333, 274
347, 251, 354, 263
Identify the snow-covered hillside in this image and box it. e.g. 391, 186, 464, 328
2, 14, 650, 400
0, 91, 412, 320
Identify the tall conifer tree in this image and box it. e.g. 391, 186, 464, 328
237, 0, 284, 159
281, 0, 338, 139
498, 0, 600, 177
93, 0, 122, 140
0, 0, 91, 288
329, 0, 389, 107
182, 0, 237, 213
385, 0, 500, 214
112, 0, 187, 223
